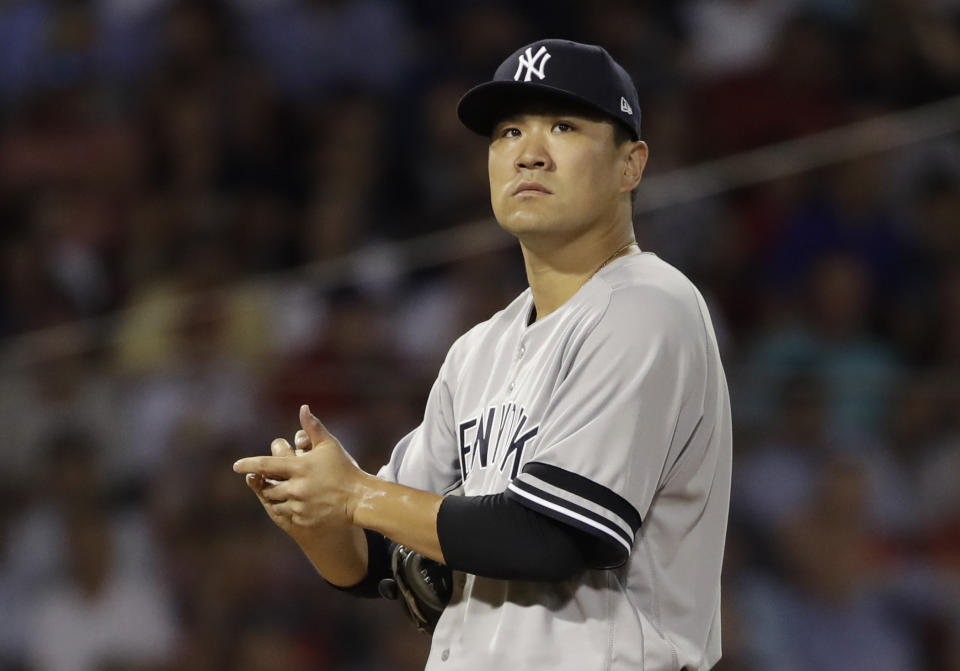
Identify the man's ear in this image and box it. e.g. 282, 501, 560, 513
621, 141, 648, 193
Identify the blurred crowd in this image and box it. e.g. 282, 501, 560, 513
1, 0, 959, 670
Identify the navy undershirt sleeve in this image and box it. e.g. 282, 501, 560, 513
437, 492, 588, 580
333, 492, 591, 597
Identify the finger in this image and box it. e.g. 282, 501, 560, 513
246, 473, 281, 502
234, 456, 295, 478
269, 500, 298, 518
259, 481, 293, 502
246, 474, 282, 509
245, 473, 264, 493
271, 438, 294, 457
300, 404, 332, 446
266, 502, 294, 520
294, 430, 311, 454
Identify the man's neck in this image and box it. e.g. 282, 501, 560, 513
520, 223, 636, 322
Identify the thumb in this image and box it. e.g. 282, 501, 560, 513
299, 404, 332, 446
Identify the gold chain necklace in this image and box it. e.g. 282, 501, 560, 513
582, 241, 638, 287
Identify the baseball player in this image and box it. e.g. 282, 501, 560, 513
234, 39, 731, 670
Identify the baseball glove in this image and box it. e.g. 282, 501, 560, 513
378, 542, 453, 634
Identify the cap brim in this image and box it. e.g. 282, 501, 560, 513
457, 80, 619, 138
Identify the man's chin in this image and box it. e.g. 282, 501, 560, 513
497, 219, 551, 239
495, 209, 562, 236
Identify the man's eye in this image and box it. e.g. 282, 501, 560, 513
553, 122, 574, 132
502, 127, 521, 138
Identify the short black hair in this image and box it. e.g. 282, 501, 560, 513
611, 120, 634, 147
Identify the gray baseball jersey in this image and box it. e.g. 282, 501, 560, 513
379, 251, 732, 671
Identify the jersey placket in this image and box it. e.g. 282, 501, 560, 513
506, 339, 526, 396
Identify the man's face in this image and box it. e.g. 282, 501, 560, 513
488, 108, 634, 242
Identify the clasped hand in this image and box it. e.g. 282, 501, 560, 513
233, 405, 365, 533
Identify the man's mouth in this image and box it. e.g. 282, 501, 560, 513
513, 181, 553, 196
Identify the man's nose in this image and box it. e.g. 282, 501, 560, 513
514, 135, 552, 171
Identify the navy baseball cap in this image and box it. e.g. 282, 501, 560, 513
457, 39, 641, 140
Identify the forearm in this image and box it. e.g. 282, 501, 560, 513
346, 476, 589, 581
350, 473, 446, 563
292, 523, 369, 587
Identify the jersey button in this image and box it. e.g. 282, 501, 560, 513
517, 344, 526, 359
507, 382, 515, 393
441, 649, 450, 661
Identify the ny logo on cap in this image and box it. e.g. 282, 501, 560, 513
514, 46, 551, 82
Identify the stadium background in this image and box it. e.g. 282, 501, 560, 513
0, 1, 958, 670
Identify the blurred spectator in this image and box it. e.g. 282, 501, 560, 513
301, 93, 389, 259
846, 0, 960, 108
0, 227, 71, 337
917, 428, 960, 569
4, 427, 162, 604
264, 287, 410, 465
217, 67, 308, 203
395, 247, 525, 375
740, 459, 924, 671
733, 373, 830, 540
765, 157, 910, 295
744, 252, 902, 434
237, 0, 417, 98
0, 486, 29, 670
0, 336, 126, 487
694, 13, 849, 156
34, 187, 122, 316
882, 166, 960, 364
405, 77, 490, 236
25, 503, 177, 671
936, 268, 960, 372
114, 220, 273, 369
581, 1, 683, 96
0, 81, 143, 194
434, 3, 532, 81
0, 0, 161, 101
682, 0, 801, 78
115, 293, 266, 478
156, 1, 234, 88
